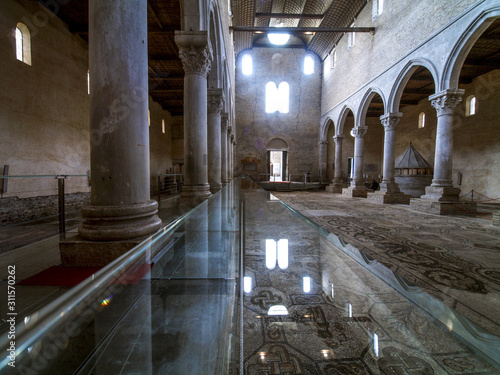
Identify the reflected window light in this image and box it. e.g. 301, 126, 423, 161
268, 305, 288, 316
24, 316, 30, 325
348, 303, 352, 318
242, 54, 252, 75
330, 283, 335, 299
269, 193, 279, 201
277, 239, 288, 269
303, 276, 311, 293
266, 239, 277, 269
373, 333, 379, 357
244, 276, 252, 293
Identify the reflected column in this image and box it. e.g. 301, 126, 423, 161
221, 113, 229, 186
318, 140, 328, 183
207, 89, 224, 193
342, 126, 368, 198
331, 135, 347, 193
175, 31, 212, 205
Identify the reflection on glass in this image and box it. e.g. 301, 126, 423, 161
373, 333, 379, 357
24, 316, 30, 325
268, 305, 289, 316
244, 276, 252, 293
277, 239, 288, 269
269, 193, 279, 201
303, 276, 311, 293
348, 303, 352, 318
266, 239, 277, 269
330, 283, 334, 299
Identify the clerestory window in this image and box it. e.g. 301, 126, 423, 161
242, 54, 252, 75
418, 112, 425, 128
265, 82, 289, 113
304, 55, 314, 75
15, 23, 31, 65
466, 95, 476, 116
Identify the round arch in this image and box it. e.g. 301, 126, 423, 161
336, 105, 356, 136
266, 137, 289, 151
442, 7, 500, 89
388, 58, 439, 113
357, 87, 386, 124
320, 117, 335, 142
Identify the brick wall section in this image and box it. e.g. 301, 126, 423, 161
0, 192, 90, 226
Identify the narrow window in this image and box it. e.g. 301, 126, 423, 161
15, 23, 31, 65
466, 95, 476, 116
331, 49, 337, 69
242, 54, 252, 75
266, 82, 289, 113
347, 23, 355, 50
162, 119, 165, 133
148, 110, 151, 126
373, 0, 384, 19
304, 55, 314, 75
87, 70, 90, 94
418, 112, 425, 128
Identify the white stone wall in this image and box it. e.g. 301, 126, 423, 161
235, 47, 322, 181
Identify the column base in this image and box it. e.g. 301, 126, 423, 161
342, 187, 367, 198
367, 191, 411, 204
419, 185, 461, 202
410, 198, 477, 215
325, 183, 348, 193
180, 184, 211, 207
78, 200, 162, 241
210, 182, 222, 194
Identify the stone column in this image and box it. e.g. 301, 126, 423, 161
328, 135, 347, 193
342, 127, 368, 198
411, 89, 475, 214
61, 0, 162, 266
230, 135, 235, 180
207, 89, 224, 193
368, 113, 410, 204
220, 113, 229, 185
227, 127, 233, 181
318, 140, 328, 183
175, 31, 212, 204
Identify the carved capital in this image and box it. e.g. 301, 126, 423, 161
429, 89, 464, 117
333, 135, 344, 145
350, 126, 368, 138
380, 112, 402, 131
208, 89, 224, 115
319, 139, 328, 145
178, 45, 212, 77
221, 113, 229, 130
227, 126, 233, 135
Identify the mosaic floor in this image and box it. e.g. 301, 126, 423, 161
272, 191, 500, 338
242, 188, 500, 374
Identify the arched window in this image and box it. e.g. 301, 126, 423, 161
15, 23, 31, 65
331, 49, 337, 69
347, 23, 355, 50
466, 95, 476, 116
418, 112, 425, 128
242, 54, 252, 75
373, 0, 384, 19
304, 55, 314, 75
265, 82, 289, 114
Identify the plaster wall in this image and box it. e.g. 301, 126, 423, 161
322, 0, 477, 112
0, 0, 90, 198
235, 48, 322, 181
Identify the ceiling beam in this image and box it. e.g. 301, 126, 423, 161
150, 89, 184, 94
255, 13, 324, 20
149, 75, 184, 81
230, 26, 375, 33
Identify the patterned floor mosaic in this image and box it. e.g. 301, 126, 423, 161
242, 188, 500, 374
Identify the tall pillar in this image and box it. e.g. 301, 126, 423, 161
368, 113, 410, 204
342, 126, 368, 198
61, 0, 162, 266
230, 135, 235, 180
318, 140, 328, 183
327, 135, 348, 193
221, 113, 229, 185
175, 31, 212, 205
227, 127, 233, 181
207, 89, 224, 193
411, 89, 475, 214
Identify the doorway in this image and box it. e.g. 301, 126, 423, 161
267, 150, 288, 181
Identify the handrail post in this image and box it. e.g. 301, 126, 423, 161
57, 176, 66, 235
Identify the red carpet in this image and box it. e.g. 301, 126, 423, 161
17, 264, 153, 287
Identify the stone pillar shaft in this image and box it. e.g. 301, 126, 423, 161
380, 113, 402, 193
175, 31, 212, 203
221, 113, 229, 185
207, 89, 224, 193
319, 140, 328, 183
351, 126, 368, 189
333, 136, 344, 185
79, 0, 161, 242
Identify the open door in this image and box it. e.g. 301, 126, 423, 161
282, 151, 288, 181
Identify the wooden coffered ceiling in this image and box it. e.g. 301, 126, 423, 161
38, 1, 500, 118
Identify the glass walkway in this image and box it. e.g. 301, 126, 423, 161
1, 179, 499, 374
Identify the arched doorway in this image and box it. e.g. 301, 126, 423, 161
266, 138, 288, 182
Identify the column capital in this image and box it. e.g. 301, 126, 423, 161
429, 89, 465, 117
333, 135, 344, 144
350, 126, 368, 138
208, 89, 224, 115
221, 112, 229, 129
380, 112, 403, 131
319, 139, 328, 145
227, 126, 233, 134
175, 31, 212, 77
